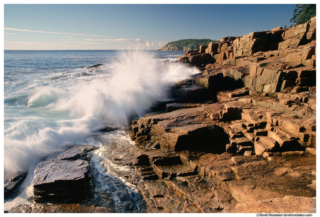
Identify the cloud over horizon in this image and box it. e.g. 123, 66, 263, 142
4, 27, 106, 37
86, 38, 141, 42
4, 28, 169, 50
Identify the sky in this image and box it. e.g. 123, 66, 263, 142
4, 4, 297, 50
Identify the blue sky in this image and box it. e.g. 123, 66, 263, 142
4, 4, 296, 50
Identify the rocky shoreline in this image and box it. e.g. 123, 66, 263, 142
4, 17, 316, 213
128, 16, 317, 213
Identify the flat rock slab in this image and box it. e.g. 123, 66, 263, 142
4, 172, 27, 198
233, 196, 316, 213
166, 103, 201, 112
137, 181, 190, 213
165, 176, 237, 213
32, 145, 94, 203
33, 159, 89, 186
55, 145, 95, 161
152, 164, 196, 179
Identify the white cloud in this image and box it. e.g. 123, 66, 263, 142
4, 38, 168, 50
4, 32, 15, 35
5, 41, 40, 44
86, 38, 141, 42
4, 27, 106, 37
86, 38, 154, 49
56, 40, 98, 45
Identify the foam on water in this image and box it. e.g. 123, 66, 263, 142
4, 50, 200, 176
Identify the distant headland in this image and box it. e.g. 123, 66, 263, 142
159, 39, 218, 51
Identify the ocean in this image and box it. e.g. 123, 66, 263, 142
4, 50, 200, 211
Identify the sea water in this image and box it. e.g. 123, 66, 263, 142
4, 50, 200, 211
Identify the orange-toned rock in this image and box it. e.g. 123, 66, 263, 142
271, 26, 282, 32
205, 42, 219, 55
233, 196, 316, 213
199, 45, 208, 53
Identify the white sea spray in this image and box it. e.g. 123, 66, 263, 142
4, 50, 200, 176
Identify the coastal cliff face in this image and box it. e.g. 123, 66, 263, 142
5, 17, 316, 213
129, 17, 317, 213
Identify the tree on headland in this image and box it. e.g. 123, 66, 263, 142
159, 39, 218, 51
297, 4, 316, 24
290, 4, 316, 25
290, 4, 303, 25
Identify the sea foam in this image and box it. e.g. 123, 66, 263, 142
4, 50, 200, 175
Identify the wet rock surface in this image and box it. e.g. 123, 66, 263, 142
6, 139, 147, 213
4, 172, 27, 199
32, 145, 96, 203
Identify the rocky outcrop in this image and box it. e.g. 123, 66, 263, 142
179, 17, 316, 71
129, 85, 316, 212
130, 18, 316, 213
32, 145, 96, 203
86, 64, 103, 69
4, 172, 27, 199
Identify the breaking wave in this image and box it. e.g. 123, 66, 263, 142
4, 50, 200, 175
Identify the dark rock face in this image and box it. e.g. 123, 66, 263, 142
96, 126, 120, 133
4, 172, 27, 199
170, 79, 209, 102
86, 64, 103, 68
33, 159, 90, 203
32, 145, 96, 203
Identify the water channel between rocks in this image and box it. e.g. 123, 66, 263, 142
5, 129, 147, 213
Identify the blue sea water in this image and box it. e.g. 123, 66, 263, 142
4, 50, 192, 175
4, 50, 202, 211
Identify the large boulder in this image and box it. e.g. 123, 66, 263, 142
201, 53, 214, 65
189, 54, 202, 66
242, 63, 284, 93
285, 44, 315, 67
199, 45, 208, 53
279, 22, 309, 50
4, 172, 27, 198
205, 42, 219, 56
32, 145, 96, 203
33, 159, 91, 203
